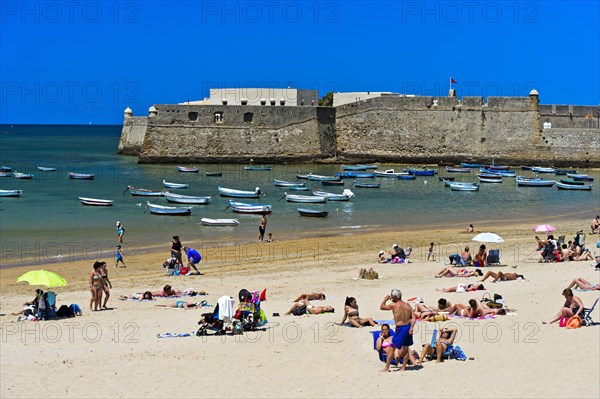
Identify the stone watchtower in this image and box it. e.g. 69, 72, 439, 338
124, 106, 133, 118
529, 89, 543, 145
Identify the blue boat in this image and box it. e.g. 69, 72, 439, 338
322, 180, 345, 186
567, 173, 594, 182
297, 208, 329, 217
460, 162, 483, 168
555, 169, 577, 175
404, 168, 437, 176
244, 165, 272, 171
341, 165, 369, 171
479, 168, 516, 177
397, 174, 417, 180
336, 172, 375, 179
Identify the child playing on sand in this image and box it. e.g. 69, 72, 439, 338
115, 244, 126, 268
427, 242, 435, 261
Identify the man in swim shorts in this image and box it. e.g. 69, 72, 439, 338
380, 288, 416, 372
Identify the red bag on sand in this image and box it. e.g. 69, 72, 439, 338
559, 317, 568, 327
179, 266, 189, 275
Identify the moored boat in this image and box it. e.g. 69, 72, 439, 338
244, 165, 272, 171
201, 218, 239, 226
460, 162, 483, 168
531, 166, 556, 173
374, 169, 409, 178
559, 179, 585, 186
0, 166, 12, 172
450, 183, 479, 191
297, 208, 329, 217
126, 186, 164, 196
273, 179, 305, 187
296, 173, 311, 180
443, 180, 477, 187
556, 182, 592, 191
341, 165, 369, 171
520, 165, 534, 170
312, 189, 354, 201
478, 176, 502, 183
146, 201, 192, 215
37, 166, 57, 172
322, 180, 345, 186
79, 197, 113, 206
446, 166, 471, 173
13, 172, 34, 179
164, 192, 211, 204
0, 172, 12, 177
516, 177, 555, 187
479, 168, 516, 177
483, 165, 510, 170
177, 166, 199, 173
336, 172, 375, 179
218, 186, 262, 198
231, 204, 272, 214
353, 181, 380, 188
289, 186, 310, 191
567, 173, 594, 182
554, 169, 577, 175
284, 193, 327, 203
67, 172, 95, 180
0, 189, 23, 197
205, 171, 223, 177
307, 173, 341, 181
404, 168, 437, 176
162, 180, 189, 189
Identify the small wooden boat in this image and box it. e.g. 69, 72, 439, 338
483, 165, 510, 170
218, 186, 262, 198
567, 173, 594, 182
201, 218, 239, 226
341, 165, 368, 171
0, 172, 12, 177
0, 166, 12, 172
438, 176, 455, 181
322, 180, 345, 186
460, 162, 483, 168
298, 208, 329, 217
162, 180, 189, 189
336, 172, 375, 179
177, 166, 199, 173
531, 166, 556, 173
559, 179, 585, 186
231, 204, 272, 214
312, 189, 354, 201
478, 175, 502, 183
0, 189, 22, 197
554, 169, 577, 175
284, 193, 327, 203
445, 181, 477, 188
273, 179, 305, 187
164, 192, 211, 204
520, 165, 534, 170
404, 168, 436, 176
79, 197, 113, 206
307, 174, 340, 181
516, 177, 555, 187
37, 166, 57, 172
450, 183, 479, 191
357, 164, 378, 169
556, 182, 592, 191
353, 181, 380, 188
146, 201, 192, 216
13, 172, 34, 179
289, 186, 310, 191
244, 165, 272, 171
446, 167, 471, 173
68, 172, 95, 180
205, 171, 223, 177
126, 186, 164, 196
479, 168, 516, 177
296, 173, 311, 180
374, 169, 409, 178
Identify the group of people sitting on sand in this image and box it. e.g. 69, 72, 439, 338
378, 244, 412, 264
536, 235, 594, 262
447, 245, 488, 266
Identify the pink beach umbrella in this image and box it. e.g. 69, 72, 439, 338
533, 224, 557, 233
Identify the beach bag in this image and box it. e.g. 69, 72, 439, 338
559, 317, 568, 327
566, 316, 582, 329
179, 266, 189, 275
452, 345, 467, 361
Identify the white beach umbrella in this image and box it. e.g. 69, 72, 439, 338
472, 232, 504, 243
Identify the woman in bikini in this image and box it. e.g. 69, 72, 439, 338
474, 244, 487, 266
544, 288, 585, 324
155, 301, 204, 309
461, 247, 472, 265
435, 267, 483, 278
338, 297, 377, 327
454, 298, 485, 318
567, 277, 600, 291
480, 271, 524, 283
417, 327, 457, 364
89, 261, 104, 311
292, 292, 326, 302
100, 261, 112, 309
437, 283, 485, 293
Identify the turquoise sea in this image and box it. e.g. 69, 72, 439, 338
1, 124, 598, 267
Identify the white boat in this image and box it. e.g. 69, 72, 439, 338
373, 169, 412, 178
273, 179, 305, 187
478, 176, 503, 183
218, 186, 262, 198
443, 179, 477, 187
162, 180, 189, 189
79, 197, 114, 206
37, 166, 57, 172
306, 173, 340, 181
67, 172, 95, 180
164, 192, 211, 204
13, 172, 34, 179
284, 193, 327, 203
450, 183, 479, 191
231, 204, 272, 214
312, 189, 354, 201
556, 182, 592, 191
0, 172, 12, 177
201, 218, 239, 226
126, 186, 164, 196
0, 189, 23, 197
146, 201, 192, 215
516, 177, 555, 187
531, 166, 556, 173
177, 166, 199, 173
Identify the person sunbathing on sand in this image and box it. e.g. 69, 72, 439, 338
285, 299, 334, 316
155, 301, 203, 309
151, 285, 205, 297
543, 288, 584, 324
567, 277, 600, 291
292, 292, 326, 302
120, 291, 154, 301
480, 271, 524, 283
435, 267, 483, 278
337, 297, 378, 327
571, 249, 594, 261
417, 327, 457, 364
437, 283, 485, 293
454, 298, 485, 318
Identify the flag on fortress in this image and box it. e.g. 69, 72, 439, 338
451, 77, 457, 84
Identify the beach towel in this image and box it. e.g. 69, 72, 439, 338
449, 315, 496, 320
156, 332, 196, 338
217, 296, 235, 320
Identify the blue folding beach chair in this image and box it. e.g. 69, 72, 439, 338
581, 298, 599, 326
372, 329, 399, 366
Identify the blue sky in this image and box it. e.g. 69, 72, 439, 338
1, 0, 598, 124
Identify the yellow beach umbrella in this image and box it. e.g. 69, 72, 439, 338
16, 270, 67, 288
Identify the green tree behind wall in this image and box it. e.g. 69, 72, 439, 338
319, 92, 333, 106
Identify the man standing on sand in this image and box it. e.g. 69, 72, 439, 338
258, 214, 267, 241
380, 289, 416, 372
183, 246, 203, 275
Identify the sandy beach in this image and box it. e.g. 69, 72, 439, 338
1, 219, 599, 398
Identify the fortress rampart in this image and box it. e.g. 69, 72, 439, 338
119, 92, 600, 167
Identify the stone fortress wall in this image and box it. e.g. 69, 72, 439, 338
119, 91, 600, 167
